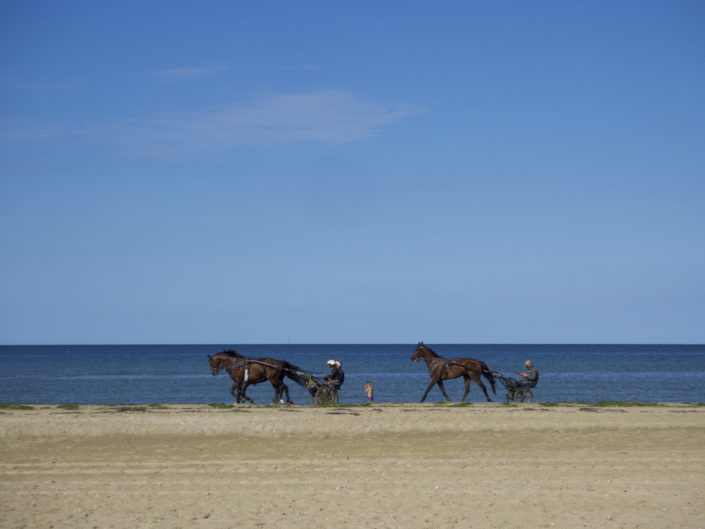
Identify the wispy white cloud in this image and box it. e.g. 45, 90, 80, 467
0, 91, 423, 156
150, 65, 228, 80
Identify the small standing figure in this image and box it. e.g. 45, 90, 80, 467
364, 379, 374, 403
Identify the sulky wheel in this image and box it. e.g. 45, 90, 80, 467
512, 387, 533, 403
315, 385, 338, 405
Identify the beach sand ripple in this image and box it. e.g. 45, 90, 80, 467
1, 404, 704, 529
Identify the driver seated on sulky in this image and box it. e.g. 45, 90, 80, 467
519, 360, 539, 388
324, 359, 345, 389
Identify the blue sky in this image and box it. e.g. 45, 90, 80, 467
1, 1, 704, 344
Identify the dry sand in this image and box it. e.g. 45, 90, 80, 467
1, 403, 704, 529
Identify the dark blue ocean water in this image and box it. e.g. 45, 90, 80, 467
1, 344, 704, 405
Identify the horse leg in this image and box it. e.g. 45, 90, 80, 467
240, 381, 254, 403
274, 383, 291, 404
437, 380, 453, 402
472, 372, 492, 402
231, 381, 248, 404
270, 373, 288, 403
268, 370, 286, 404
281, 383, 291, 404
235, 384, 248, 404
460, 376, 471, 402
420, 379, 437, 402
271, 383, 282, 404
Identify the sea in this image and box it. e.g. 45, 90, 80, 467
1, 344, 704, 405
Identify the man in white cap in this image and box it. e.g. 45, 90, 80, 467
324, 359, 345, 389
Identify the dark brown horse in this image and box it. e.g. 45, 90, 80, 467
208, 349, 313, 404
411, 342, 496, 403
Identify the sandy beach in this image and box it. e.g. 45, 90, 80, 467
1, 403, 704, 529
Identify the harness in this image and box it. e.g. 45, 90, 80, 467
226, 358, 310, 380
439, 359, 483, 372
222, 358, 330, 400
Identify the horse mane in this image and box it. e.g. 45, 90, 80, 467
220, 348, 244, 358
418, 342, 440, 358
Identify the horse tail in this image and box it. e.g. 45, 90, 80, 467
282, 362, 317, 397
480, 363, 496, 395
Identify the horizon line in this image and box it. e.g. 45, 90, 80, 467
1, 342, 704, 347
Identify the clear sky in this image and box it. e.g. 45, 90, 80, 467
1, 1, 704, 344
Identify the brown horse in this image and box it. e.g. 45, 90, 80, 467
411, 342, 496, 403
207, 349, 313, 404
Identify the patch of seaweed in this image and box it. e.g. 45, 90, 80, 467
208, 403, 233, 409
0, 403, 35, 410
595, 401, 660, 407
116, 406, 147, 413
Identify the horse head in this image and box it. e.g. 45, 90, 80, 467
207, 354, 220, 375
411, 341, 426, 362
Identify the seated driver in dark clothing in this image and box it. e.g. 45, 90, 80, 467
519, 360, 539, 387
324, 359, 345, 389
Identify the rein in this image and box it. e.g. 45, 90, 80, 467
443, 360, 484, 370
424, 355, 490, 372
425, 357, 466, 371
223, 358, 312, 379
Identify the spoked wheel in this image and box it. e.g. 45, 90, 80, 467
315, 385, 338, 405
512, 387, 533, 402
